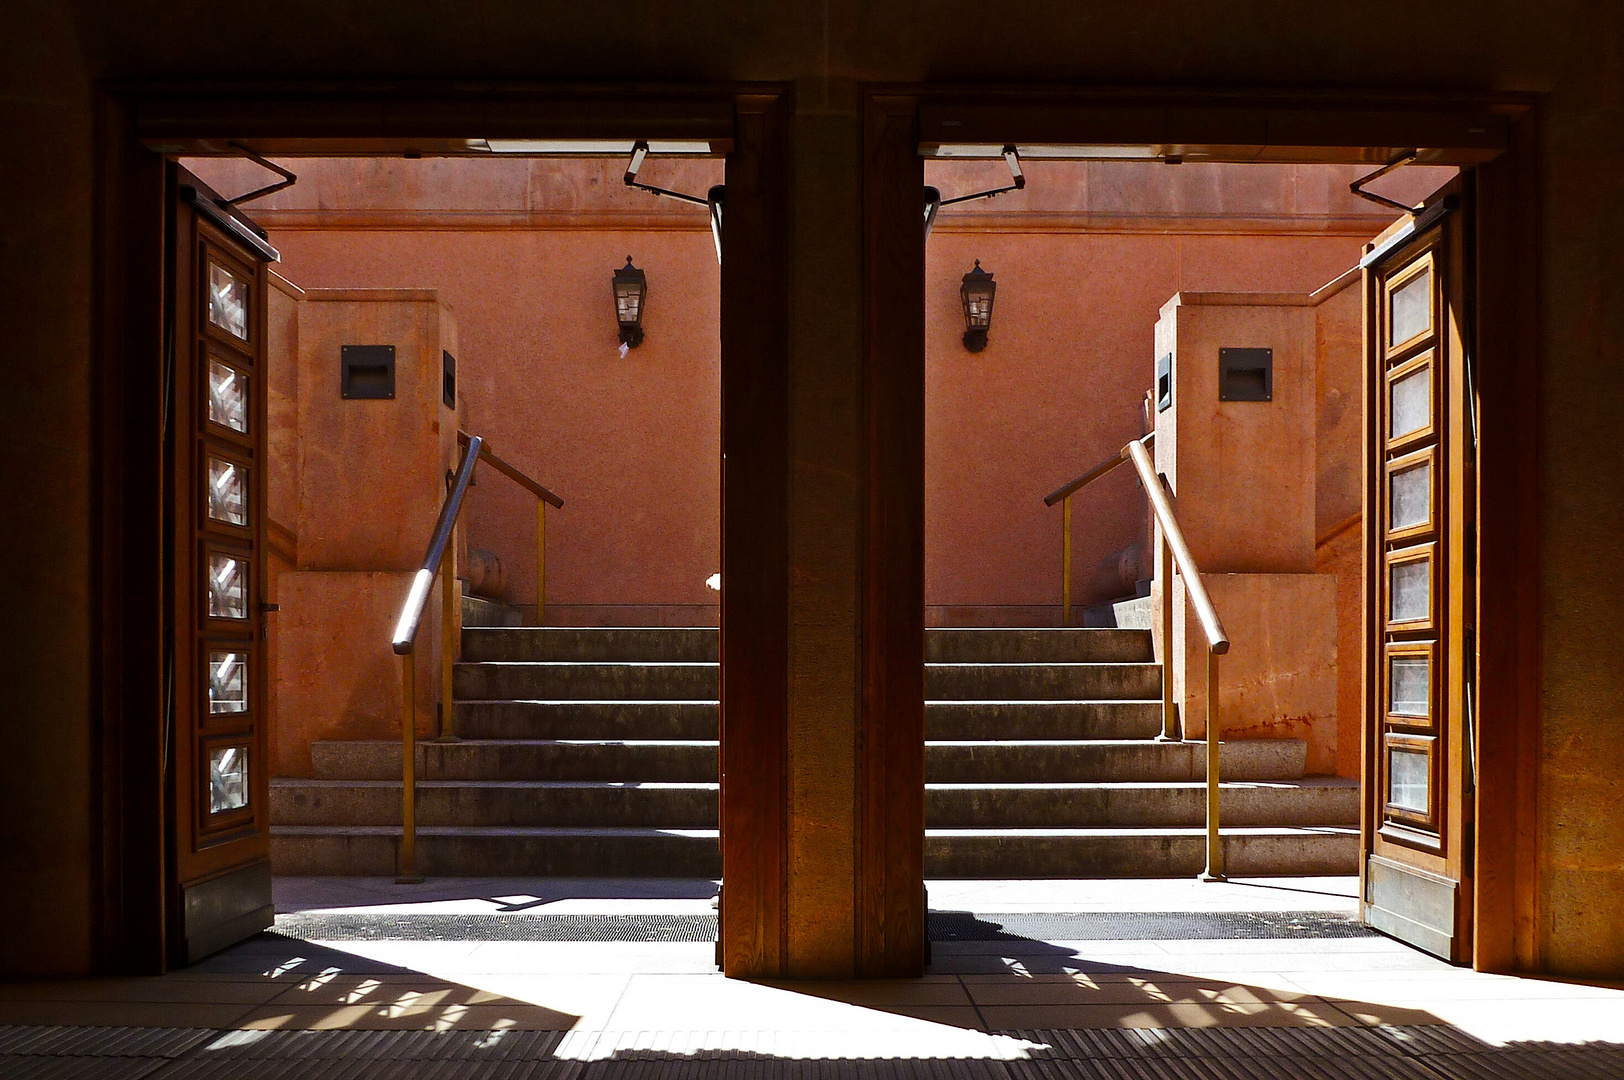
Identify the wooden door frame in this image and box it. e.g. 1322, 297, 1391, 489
91, 81, 793, 974
859, 85, 1542, 973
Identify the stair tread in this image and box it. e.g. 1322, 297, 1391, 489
274, 824, 719, 837
275, 778, 717, 790
926, 825, 1358, 836
926, 778, 1356, 790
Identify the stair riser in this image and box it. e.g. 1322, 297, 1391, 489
273, 784, 718, 828
925, 741, 1306, 783
927, 664, 1160, 700
925, 786, 1358, 828
271, 832, 722, 877
462, 628, 719, 664
451, 701, 1162, 742
455, 663, 718, 701
925, 629, 1153, 665
311, 741, 717, 783
926, 702, 1161, 741
455, 702, 718, 741
459, 628, 1153, 665
923, 831, 1358, 877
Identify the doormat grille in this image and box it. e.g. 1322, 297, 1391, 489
270, 910, 1372, 943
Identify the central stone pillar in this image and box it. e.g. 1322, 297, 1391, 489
718, 82, 926, 979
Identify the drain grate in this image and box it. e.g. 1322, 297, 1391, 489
270, 909, 1371, 943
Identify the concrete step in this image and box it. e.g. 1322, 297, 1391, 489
457, 627, 1152, 665
273, 777, 1350, 831
462, 627, 718, 664
924, 779, 1358, 828
924, 629, 1153, 665
310, 739, 717, 783
925, 701, 1162, 741
269, 823, 1350, 878
272, 778, 717, 828
923, 826, 1358, 877
454, 700, 718, 741
271, 825, 721, 877
454, 662, 718, 701
926, 663, 1160, 701
450, 699, 1160, 742
924, 738, 1306, 783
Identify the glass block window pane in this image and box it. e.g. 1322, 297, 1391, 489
1390, 559, 1430, 623
209, 263, 249, 340
1389, 748, 1429, 813
209, 746, 249, 814
209, 650, 248, 714
1390, 268, 1431, 346
1389, 656, 1430, 718
208, 553, 247, 619
208, 359, 249, 434
1390, 365, 1431, 440
1390, 462, 1431, 532
207, 457, 248, 526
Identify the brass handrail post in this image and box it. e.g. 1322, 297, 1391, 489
1158, 529, 1177, 741
1201, 649, 1226, 882
438, 518, 458, 741
1061, 495, 1072, 627
398, 650, 423, 884
535, 500, 547, 627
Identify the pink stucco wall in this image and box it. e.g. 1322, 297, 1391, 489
188, 156, 1443, 625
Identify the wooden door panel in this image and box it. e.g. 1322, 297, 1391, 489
1362, 182, 1475, 962
167, 168, 275, 964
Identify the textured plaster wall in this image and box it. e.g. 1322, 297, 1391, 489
0, 4, 95, 976
3, 0, 1621, 977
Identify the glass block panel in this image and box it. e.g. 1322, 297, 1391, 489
209, 746, 249, 814
1390, 656, 1430, 718
1390, 462, 1431, 532
208, 359, 249, 434
209, 263, 249, 340
207, 456, 248, 526
1390, 365, 1431, 439
208, 552, 247, 619
1389, 748, 1429, 813
1390, 559, 1430, 623
208, 650, 248, 714
1390, 267, 1432, 346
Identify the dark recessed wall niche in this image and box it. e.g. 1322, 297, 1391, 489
442, 350, 456, 409
1218, 347, 1273, 402
341, 345, 395, 400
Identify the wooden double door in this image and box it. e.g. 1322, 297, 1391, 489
1360, 180, 1478, 963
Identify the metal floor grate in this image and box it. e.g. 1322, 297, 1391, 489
4, 1025, 1623, 1079
268, 909, 1373, 943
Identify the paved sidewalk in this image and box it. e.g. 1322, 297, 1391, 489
2, 877, 1621, 1077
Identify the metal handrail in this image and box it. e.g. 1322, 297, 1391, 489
1044, 431, 1154, 507
390, 431, 564, 884
393, 436, 482, 655
1043, 431, 1232, 881
1123, 439, 1228, 655
457, 430, 564, 631
457, 430, 563, 509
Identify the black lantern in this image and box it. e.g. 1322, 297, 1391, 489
960, 260, 996, 352
612, 256, 647, 348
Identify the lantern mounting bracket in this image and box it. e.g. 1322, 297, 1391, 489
925, 145, 1025, 236
623, 139, 711, 206
624, 140, 725, 263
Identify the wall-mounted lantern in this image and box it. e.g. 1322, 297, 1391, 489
960, 260, 997, 353
612, 256, 647, 348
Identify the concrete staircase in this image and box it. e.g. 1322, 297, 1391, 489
270, 626, 1356, 877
